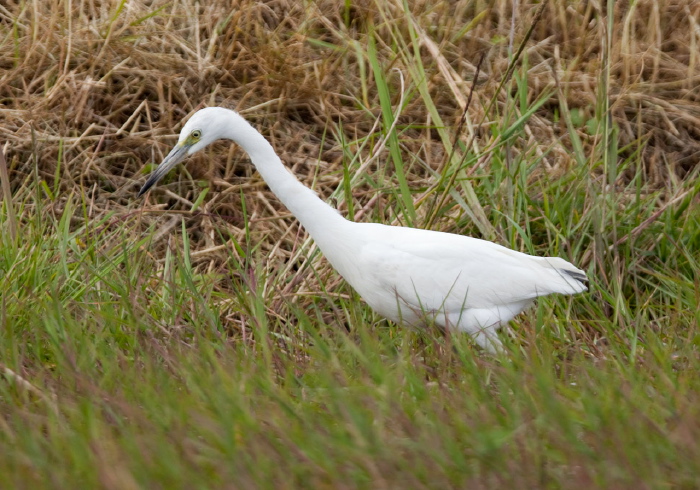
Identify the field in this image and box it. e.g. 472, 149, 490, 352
1, 0, 700, 487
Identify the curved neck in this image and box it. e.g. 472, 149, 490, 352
224, 114, 350, 246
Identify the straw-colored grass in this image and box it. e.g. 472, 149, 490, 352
1, 0, 699, 487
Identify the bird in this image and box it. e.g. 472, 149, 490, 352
138, 107, 588, 352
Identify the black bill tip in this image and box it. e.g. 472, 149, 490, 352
136, 143, 189, 198
137, 176, 157, 197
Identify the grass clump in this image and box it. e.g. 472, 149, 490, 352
1, 0, 700, 487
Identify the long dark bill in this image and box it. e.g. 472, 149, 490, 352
137, 143, 189, 197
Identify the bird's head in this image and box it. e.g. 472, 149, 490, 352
138, 107, 232, 196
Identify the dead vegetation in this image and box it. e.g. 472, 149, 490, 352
1, 0, 699, 336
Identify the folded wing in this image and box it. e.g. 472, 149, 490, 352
353, 224, 586, 319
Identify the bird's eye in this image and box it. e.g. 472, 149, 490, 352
191, 130, 202, 139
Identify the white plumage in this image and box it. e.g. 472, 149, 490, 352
139, 107, 587, 351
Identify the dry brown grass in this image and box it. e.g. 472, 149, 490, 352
1, 0, 699, 333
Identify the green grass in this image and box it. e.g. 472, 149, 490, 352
2, 0, 700, 487
2, 107, 700, 487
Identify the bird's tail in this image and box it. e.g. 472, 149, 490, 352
541, 257, 588, 294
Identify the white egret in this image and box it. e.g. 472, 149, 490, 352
139, 107, 587, 351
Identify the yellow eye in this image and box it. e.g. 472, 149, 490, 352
191, 130, 202, 139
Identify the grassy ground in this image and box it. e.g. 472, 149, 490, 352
1, 0, 700, 487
